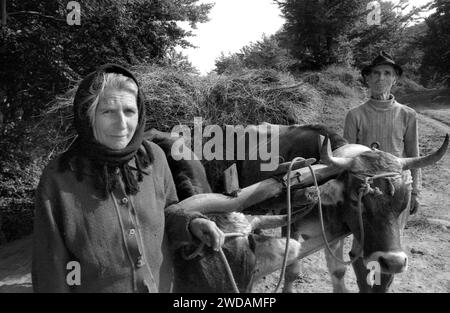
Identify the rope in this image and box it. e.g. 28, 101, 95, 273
248, 170, 401, 291
181, 168, 401, 292
315, 170, 401, 265
218, 247, 240, 293
273, 165, 400, 291
181, 232, 244, 293
314, 166, 364, 265
219, 232, 244, 293
274, 157, 305, 293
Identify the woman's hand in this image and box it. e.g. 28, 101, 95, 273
189, 218, 225, 251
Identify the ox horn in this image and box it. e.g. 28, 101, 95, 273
249, 210, 308, 231
399, 134, 449, 170
320, 136, 353, 169
250, 215, 289, 231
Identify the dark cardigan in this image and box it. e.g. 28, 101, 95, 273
32, 142, 203, 292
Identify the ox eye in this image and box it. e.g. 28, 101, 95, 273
125, 108, 137, 115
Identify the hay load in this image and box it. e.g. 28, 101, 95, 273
131, 66, 325, 192
134, 65, 205, 132
201, 69, 323, 126
132, 65, 324, 131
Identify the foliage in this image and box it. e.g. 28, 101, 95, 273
0, 0, 212, 124
275, 0, 371, 69
300, 65, 362, 99
420, 0, 450, 87
215, 34, 297, 74
392, 22, 428, 82
350, 0, 432, 68
274, 0, 432, 71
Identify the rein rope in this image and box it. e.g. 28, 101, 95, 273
181, 232, 245, 293
316, 170, 401, 265
274, 157, 307, 293
316, 171, 401, 265
181, 165, 400, 293
275, 158, 402, 291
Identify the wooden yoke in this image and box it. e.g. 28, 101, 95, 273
179, 161, 340, 214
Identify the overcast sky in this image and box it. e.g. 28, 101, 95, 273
181, 0, 434, 75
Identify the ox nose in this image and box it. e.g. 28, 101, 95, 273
377, 252, 408, 274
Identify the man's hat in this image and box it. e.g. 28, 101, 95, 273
361, 51, 403, 77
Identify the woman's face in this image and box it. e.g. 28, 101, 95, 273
94, 88, 138, 150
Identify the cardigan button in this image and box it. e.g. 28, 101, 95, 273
129, 229, 136, 236
370, 141, 380, 150
121, 197, 128, 205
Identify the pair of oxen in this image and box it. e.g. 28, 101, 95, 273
146, 124, 448, 293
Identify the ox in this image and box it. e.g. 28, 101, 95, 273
204, 123, 448, 293
145, 129, 305, 293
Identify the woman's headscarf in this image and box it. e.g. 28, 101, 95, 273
59, 64, 154, 198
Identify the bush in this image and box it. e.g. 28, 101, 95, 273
0, 158, 44, 242
215, 34, 298, 75
392, 76, 427, 96
301, 65, 362, 98
322, 65, 361, 87
0, 200, 34, 242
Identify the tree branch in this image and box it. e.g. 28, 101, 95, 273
8, 11, 65, 22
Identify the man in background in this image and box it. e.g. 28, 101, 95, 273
343, 51, 421, 227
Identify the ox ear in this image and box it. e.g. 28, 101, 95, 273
317, 179, 345, 205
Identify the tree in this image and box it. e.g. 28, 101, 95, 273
0, 0, 212, 124
391, 21, 428, 81
275, 0, 371, 70
215, 34, 296, 74
350, 0, 432, 68
275, 0, 432, 71
420, 0, 450, 87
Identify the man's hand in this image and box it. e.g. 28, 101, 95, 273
189, 218, 225, 251
410, 193, 420, 215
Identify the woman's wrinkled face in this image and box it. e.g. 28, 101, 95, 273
366, 64, 397, 96
94, 88, 138, 150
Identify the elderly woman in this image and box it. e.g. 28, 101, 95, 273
344, 51, 422, 223
32, 64, 224, 292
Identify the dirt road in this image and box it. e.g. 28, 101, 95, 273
393, 90, 450, 293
